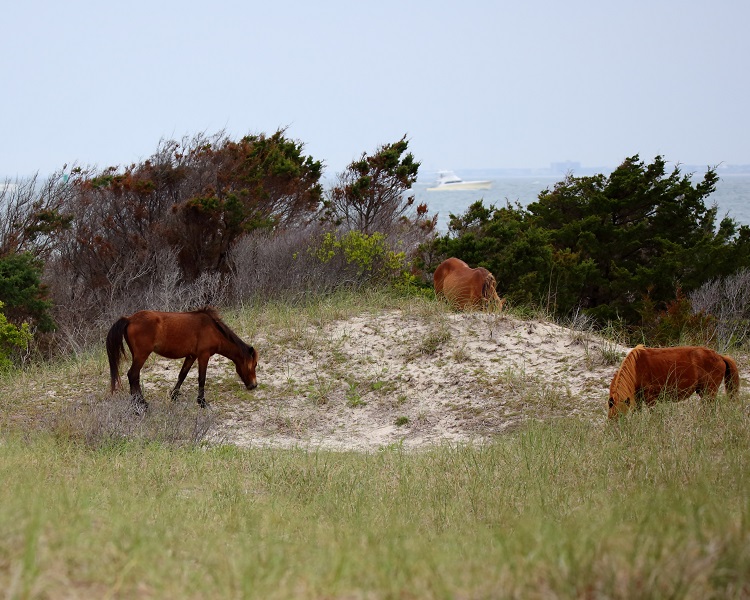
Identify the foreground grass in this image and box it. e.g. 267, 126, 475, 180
1, 400, 749, 599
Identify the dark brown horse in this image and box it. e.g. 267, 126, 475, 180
106, 307, 258, 412
433, 257, 505, 311
608, 344, 739, 418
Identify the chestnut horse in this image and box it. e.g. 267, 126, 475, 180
433, 257, 505, 310
608, 344, 739, 418
106, 307, 258, 412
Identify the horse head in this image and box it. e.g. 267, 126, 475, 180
608, 346, 641, 418
236, 346, 259, 390
607, 392, 633, 419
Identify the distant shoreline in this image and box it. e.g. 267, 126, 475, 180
418, 165, 750, 182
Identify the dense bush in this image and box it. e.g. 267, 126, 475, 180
6, 140, 750, 359
0, 172, 72, 260
0, 133, 435, 357
0, 252, 54, 332
0, 172, 71, 335
44, 129, 322, 319
429, 155, 750, 337
229, 225, 426, 304
322, 136, 423, 235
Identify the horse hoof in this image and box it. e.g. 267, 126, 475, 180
132, 400, 149, 416
197, 398, 210, 409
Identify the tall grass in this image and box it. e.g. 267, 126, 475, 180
1, 400, 749, 598
1, 291, 749, 597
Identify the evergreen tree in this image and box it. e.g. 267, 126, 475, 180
431, 156, 750, 324
0, 252, 54, 331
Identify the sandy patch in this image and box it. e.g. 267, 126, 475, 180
148, 310, 632, 451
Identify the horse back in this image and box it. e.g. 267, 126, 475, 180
127, 310, 222, 359
636, 346, 727, 400
434, 257, 470, 295
443, 269, 483, 307
435, 257, 500, 309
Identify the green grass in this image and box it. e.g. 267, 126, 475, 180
1, 401, 749, 598
1, 291, 749, 597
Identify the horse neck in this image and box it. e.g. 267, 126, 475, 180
614, 347, 640, 400
216, 336, 245, 364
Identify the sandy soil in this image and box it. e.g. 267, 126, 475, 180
146, 309, 633, 451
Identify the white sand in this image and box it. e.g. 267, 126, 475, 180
178, 309, 637, 451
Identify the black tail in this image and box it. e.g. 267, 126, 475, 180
723, 355, 741, 399
106, 317, 129, 393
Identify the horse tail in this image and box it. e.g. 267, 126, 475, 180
722, 355, 740, 399
106, 317, 130, 393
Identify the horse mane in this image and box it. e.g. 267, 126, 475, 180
611, 344, 644, 401
193, 307, 256, 358
481, 271, 497, 299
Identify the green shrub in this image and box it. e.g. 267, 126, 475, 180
429, 155, 750, 329
313, 230, 407, 285
0, 252, 54, 332
0, 301, 32, 370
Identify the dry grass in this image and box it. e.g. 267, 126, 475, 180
4, 290, 746, 452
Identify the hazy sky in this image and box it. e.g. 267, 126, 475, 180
2, 0, 748, 179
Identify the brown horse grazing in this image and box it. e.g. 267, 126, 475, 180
608, 344, 739, 418
106, 307, 258, 412
433, 257, 505, 311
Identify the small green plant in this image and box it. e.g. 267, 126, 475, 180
345, 380, 366, 407
599, 340, 624, 366
417, 325, 452, 356
370, 378, 397, 395
394, 416, 409, 426
0, 301, 32, 370
451, 343, 471, 363
306, 373, 336, 406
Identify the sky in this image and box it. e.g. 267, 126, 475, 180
2, 0, 749, 181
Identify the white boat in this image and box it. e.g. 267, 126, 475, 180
426, 170, 492, 191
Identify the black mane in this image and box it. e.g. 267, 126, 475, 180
194, 307, 255, 358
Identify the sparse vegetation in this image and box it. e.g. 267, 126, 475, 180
414, 322, 452, 357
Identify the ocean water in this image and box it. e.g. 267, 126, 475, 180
416, 174, 750, 233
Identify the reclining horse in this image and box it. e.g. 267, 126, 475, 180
608, 344, 739, 418
433, 257, 505, 311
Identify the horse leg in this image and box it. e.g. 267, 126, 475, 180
697, 380, 721, 403
171, 356, 196, 401
196, 355, 210, 408
127, 355, 149, 413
